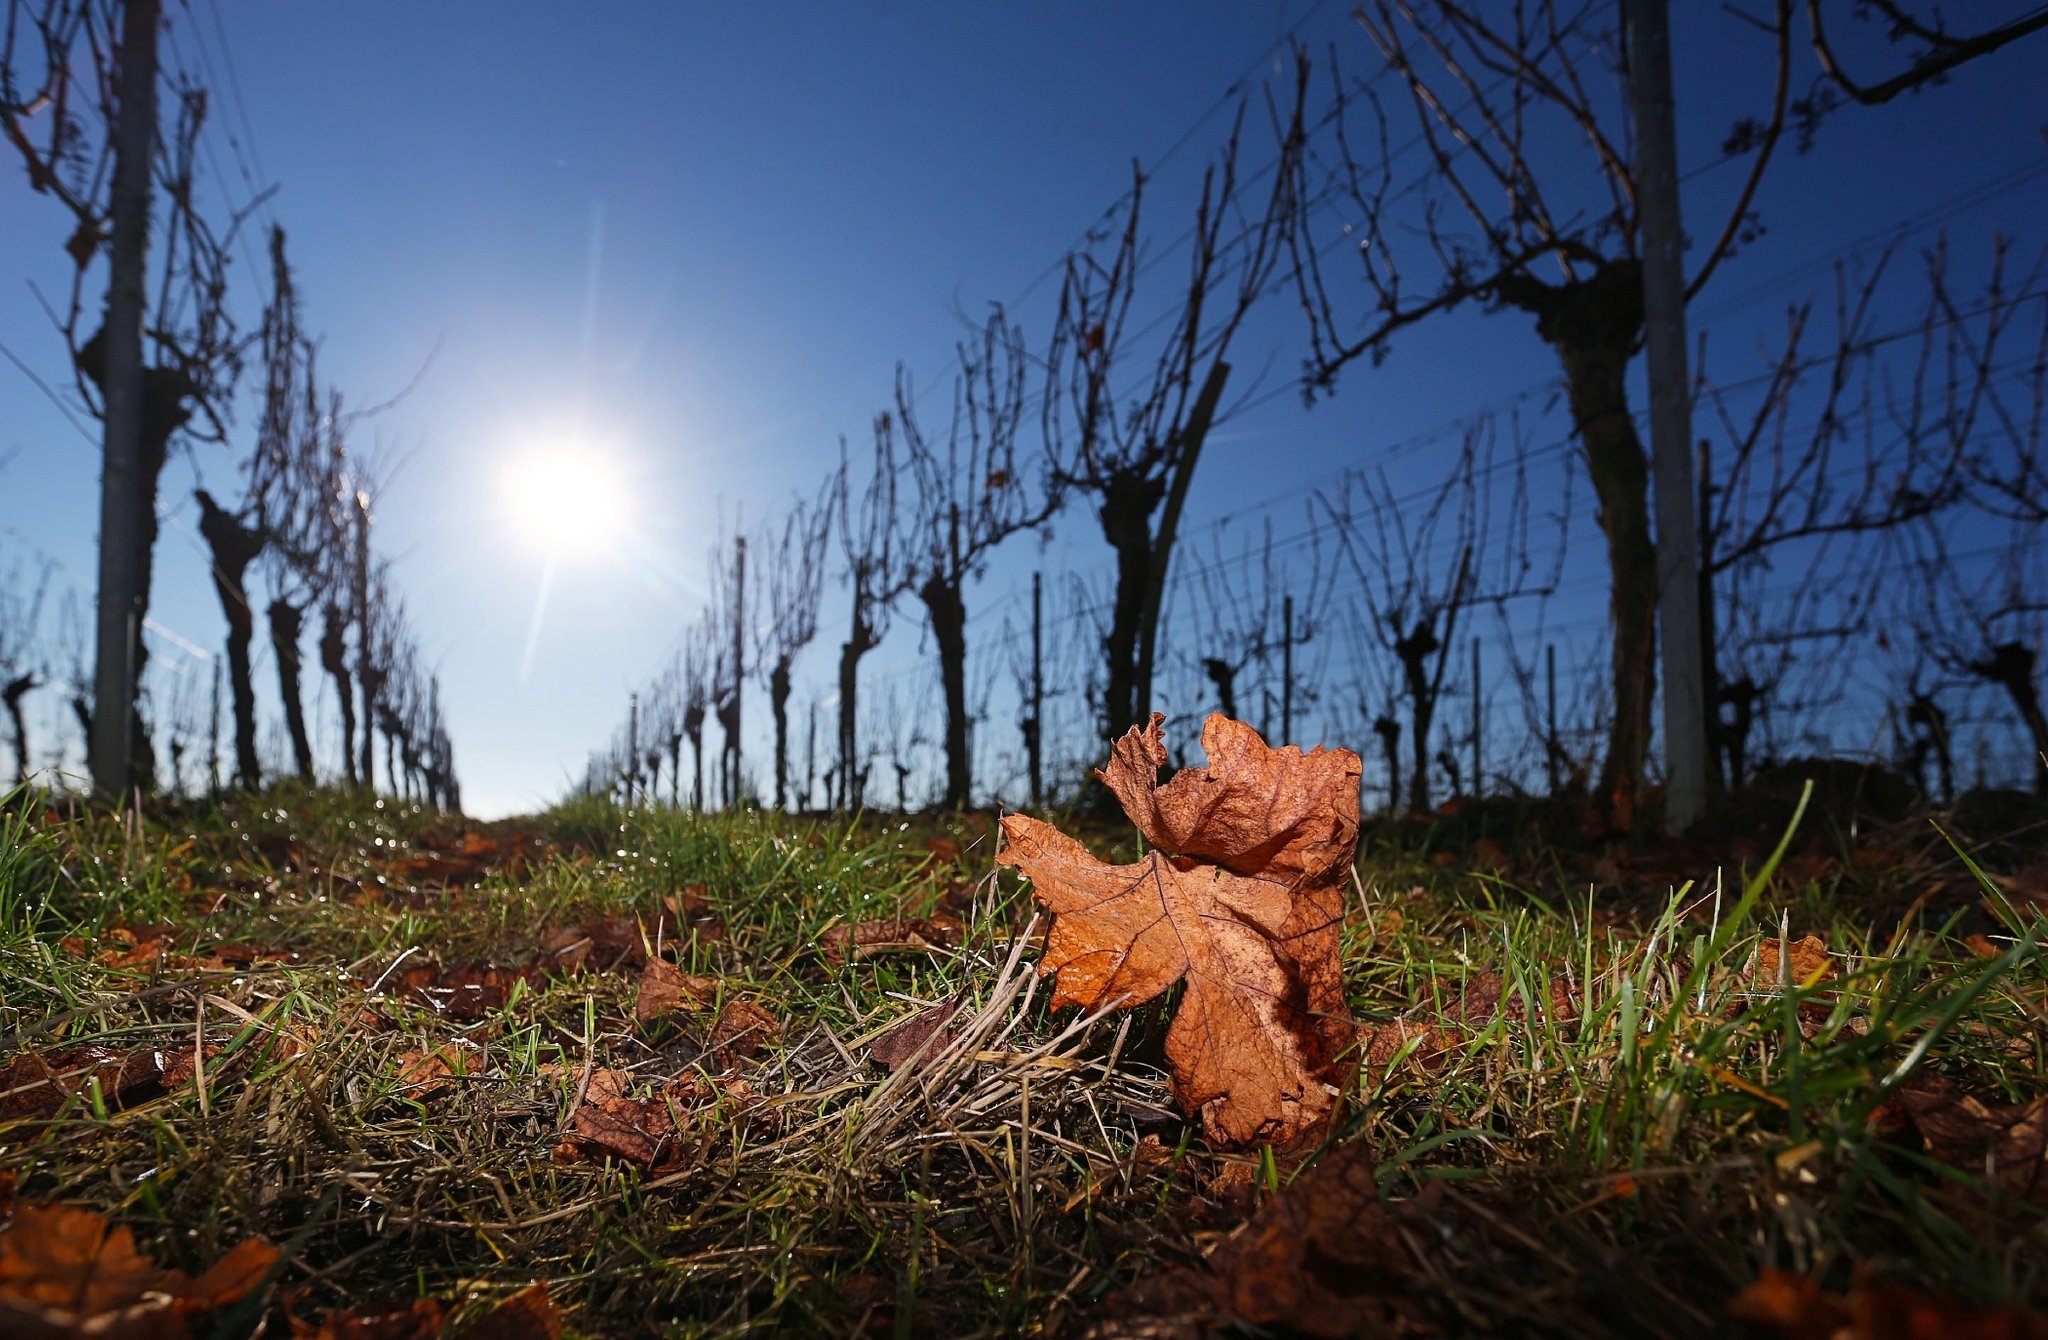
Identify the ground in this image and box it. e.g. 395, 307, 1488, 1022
0, 777, 2043, 1337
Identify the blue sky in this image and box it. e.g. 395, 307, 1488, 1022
3, 3, 2045, 817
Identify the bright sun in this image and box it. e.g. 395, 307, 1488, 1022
503, 447, 630, 557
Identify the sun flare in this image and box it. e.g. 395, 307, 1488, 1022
502, 446, 630, 557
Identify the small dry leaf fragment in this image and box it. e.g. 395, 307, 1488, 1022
458, 1282, 563, 1340
1354, 1019, 1459, 1076
867, 996, 966, 1072
633, 958, 719, 1025
1728, 1267, 2048, 1339
0, 1203, 277, 1340
291, 1296, 445, 1340
394, 1040, 487, 1097
538, 914, 663, 973
1750, 933, 1835, 990
1449, 970, 1581, 1029
1093, 1143, 1440, 1339
998, 713, 1360, 1154
554, 1069, 762, 1171
665, 883, 728, 942
819, 914, 964, 966
375, 959, 536, 1022
1895, 1072, 2048, 1205
833, 1272, 896, 1336
705, 999, 782, 1065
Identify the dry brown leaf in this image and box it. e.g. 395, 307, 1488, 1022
394, 1040, 487, 1098
291, 1296, 445, 1340
458, 1282, 563, 1340
0, 1044, 217, 1119
1896, 1072, 2048, 1205
0, 1203, 277, 1340
554, 1068, 683, 1170
632, 958, 719, 1025
867, 996, 966, 1072
1450, 970, 1580, 1028
818, 914, 964, 966
553, 1068, 763, 1171
705, 999, 781, 1065
1750, 933, 1836, 989
1354, 1019, 1459, 1076
538, 914, 660, 973
1091, 1142, 1440, 1339
664, 883, 727, 942
998, 713, 1359, 1153
1729, 1266, 2048, 1339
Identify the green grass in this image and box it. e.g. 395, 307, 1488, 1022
1, 781, 2043, 1336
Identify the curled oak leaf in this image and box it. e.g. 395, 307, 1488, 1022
998, 713, 1360, 1154
0, 1203, 277, 1340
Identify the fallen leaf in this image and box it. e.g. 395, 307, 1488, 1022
458, 1282, 563, 1340
1750, 933, 1835, 989
538, 915, 654, 972
832, 1272, 895, 1336
555, 1068, 686, 1170
819, 914, 964, 966
705, 999, 781, 1065
394, 1040, 487, 1097
292, 1296, 445, 1339
378, 959, 537, 1021
867, 996, 966, 1072
998, 713, 1360, 1154
1354, 1019, 1459, 1076
633, 958, 719, 1025
1092, 1142, 1441, 1338
1729, 1266, 2048, 1338
924, 836, 961, 862
1895, 1072, 2048, 1205
665, 884, 727, 942
553, 1068, 761, 1171
0, 1203, 277, 1339
0, 1045, 216, 1119
1449, 970, 1580, 1029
